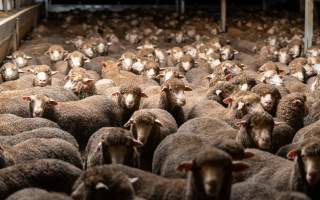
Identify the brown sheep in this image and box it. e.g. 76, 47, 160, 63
0, 138, 82, 169
112, 85, 148, 124
45, 45, 68, 62
239, 142, 320, 200
85, 127, 141, 168
205, 81, 236, 107
109, 148, 248, 200
0, 159, 81, 199
64, 51, 90, 73
276, 93, 307, 131
72, 165, 143, 200
143, 78, 192, 126
251, 83, 281, 116
124, 108, 178, 171
6, 188, 73, 200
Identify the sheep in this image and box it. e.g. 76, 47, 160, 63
251, 83, 281, 116
112, 85, 148, 124
0, 114, 59, 136
143, 78, 192, 126
231, 181, 311, 200
156, 67, 185, 84
6, 188, 73, 200
180, 112, 274, 151
142, 59, 160, 80
0, 63, 24, 82
276, 92, 307, 131
22, 94, 123, 148
7, 51, 32, 68
124, 108, 178, 170
63, 67, 97, 99
85, 127, 141, 168
64, 51, 90, 72
45, 45, 68, 62
152, 129, 254, 178
177, 54, 195, 74
0, 127, 78, 148
71, 165, 143, 200
205, 81, 236, 107
238, 142, 320, 200
27, 65, 59, 87
288, 58, 308, 82
0, 138, 82, 169
109, 148, 249, 200
0, 86, 78, 117
0, 159, 81, 199
229, 72, 256, 92
119, 51, 137, 71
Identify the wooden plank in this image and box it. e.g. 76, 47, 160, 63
221, 0, 226, 32
304, 0, 314, 50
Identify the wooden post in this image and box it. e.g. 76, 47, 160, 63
175, 0, 179, 14
221, 0, 226, 32
181, 0, 185, 15
305, 0, 314, 50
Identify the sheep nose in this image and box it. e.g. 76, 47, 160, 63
33, 111, 42, 117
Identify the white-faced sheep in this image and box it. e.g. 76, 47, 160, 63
85, 127, 141, 168
71, 165, 143, 200
0, 86, 78, 117
112, 85, 148, 125
251, 83, 281, 116
0, 159, 81, 199
124, 108, 178, 170
0, 138, 82, 169
27, 65, 59, 87
109, 148, 249, 200
6, 188, 73, 200
143, 78, 192, 126
0, 63, 24, 82
45, 45, 68, 62
7, 51, 32, 68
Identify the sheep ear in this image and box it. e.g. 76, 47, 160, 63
95, 182, 109, 191
64, 75, 70, 81
159, 68, 166, 71
155, 119, 163, 127
215, 90, 222, 96
44, 51, 50, 56
50, 71, 59, 76
112, 91, 120, 97
203, 75, 213, 80
243, 151, 255, 159
287, 149, 299, 160
131, 138, 143, 147
22, 96, 32, 101
177, 161, 193, 172
140, 92, 148, 98
161, 85, 169, 92
48, 99, 58, 106
129, 177, 139, 184
83, 78, 95, 85
177, 74, 184, 79
236, 120, 247, 128
223, 97, 233, 105
225, 74, 232, 81
24, 55, 32, 60
6, 55, 12, 59
84, 57, 91, 63
156, 74, 164, 79
232, 162, 249, 172
18, 69, 24, 73
123, 119, 134, 128
184, 85, 193, 91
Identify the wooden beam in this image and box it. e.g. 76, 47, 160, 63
305, 0, 314, 50
221, 0, 226, 32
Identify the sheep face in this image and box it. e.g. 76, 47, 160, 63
288, 141, 320, 187
180, 55, 194, 72
113, 86, 147, 110
220, 45, 238, 61
65, 51, 89, 69
119, 52, 136, 71
45, 45, 67, 62
22, 95, 57, 118
238, 112, 274, 151
81, 42, 96, 58
157, 68, 183, 83
124, 112, 162, 145
0, 63, 23, 81
289, 44, 301, 58
177, 149, 249, 198
260, 94, 275, 113
28, 66, 58, 87
161, 80, 192, 107
260, 70, 283, 86
7, 51, 32, 68
275, 48, 291, 64
64, 77, 94, 96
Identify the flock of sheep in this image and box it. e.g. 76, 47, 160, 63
0, 6, 320, 200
